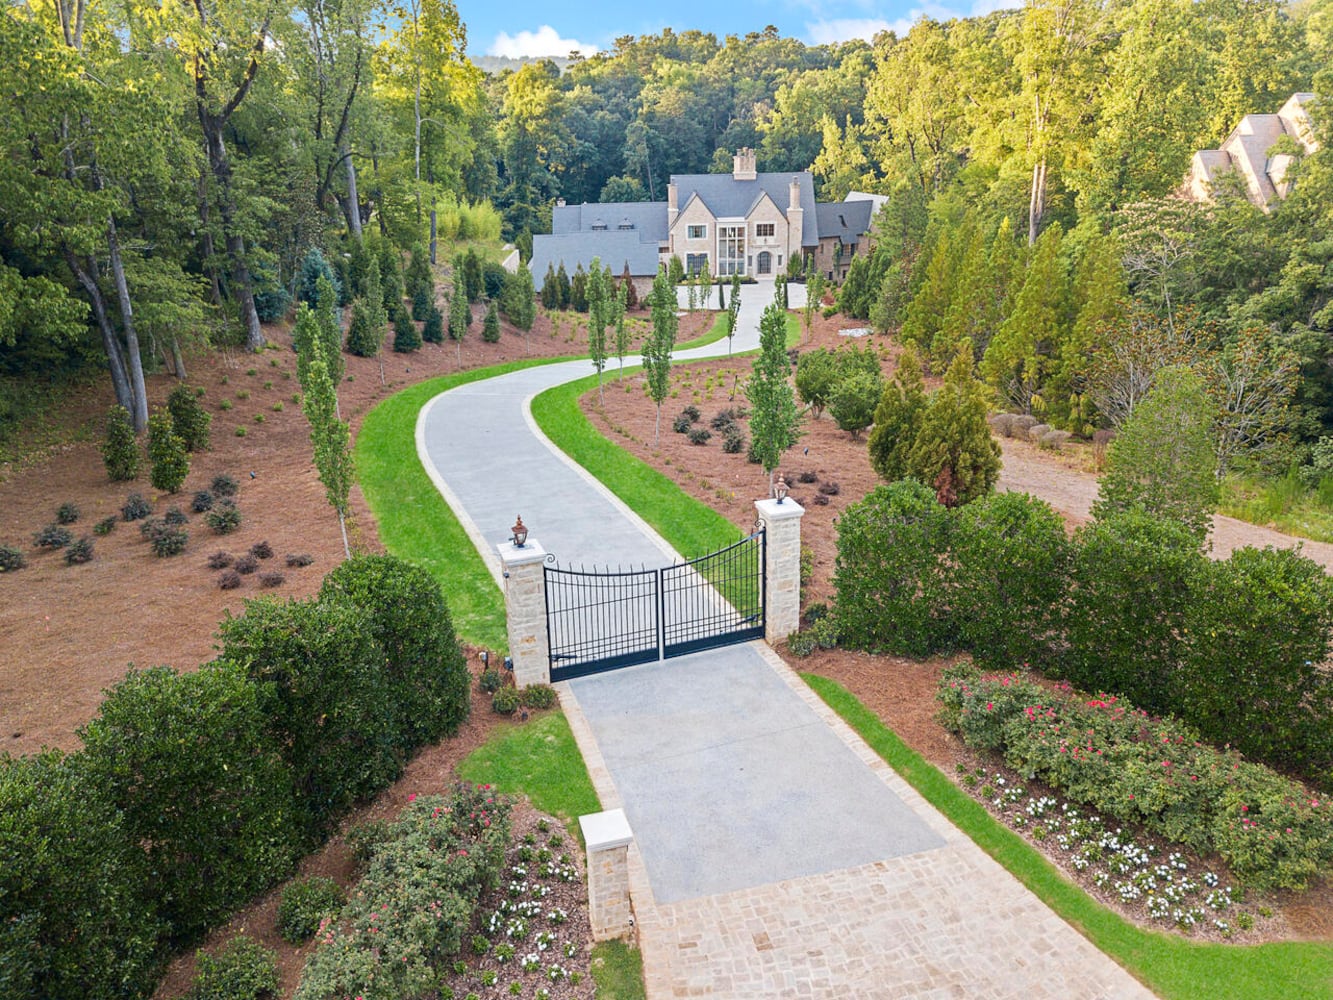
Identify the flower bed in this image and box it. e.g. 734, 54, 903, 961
938, 664, 1333, 891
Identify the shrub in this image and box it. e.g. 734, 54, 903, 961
218, 570, 242, 590
0, 750, 162, 1000
345, 820, 391, 866
687, 427, 711, 445
672, 414, 692, 434
168, 384, 213, 452
786, 630, 818, 657
122, 492, 152, 521
33, 524, 72, 549
710, 407, 745, 431
212, 474, 239, 498
812, 493, 830, 506
834, 480, 951, 656
392, 310, 421, 353
818, 481, 840, 496
482, 300, 500, 343
277, 877, 346, 944
479, 667, 503, 694
797, 470, 819, 484
78, 663, 300, 947
285, 553, 314, 567
207, 504, 243, 535
102, 404, 141, 481
93, 517, 117, 536
235, 554, 259, 575
258, 571, 285, 588
193, 490, 216, 513
216, 596, 399, 841
320, 554, 472, 751
682, 404, 701, 422
520, 684, 557, 710
0, 545, 25, 572
164, 506, 189, 526
55, 502, 79, 524
722, 428, 745, 454
250, 540, 273, 560
151, 526, 189, 557
411, 287, 433, 323
828, 369, 883, 438
423, 305, 445, 344
208, 550, 234, 569
148, 410, 190, 493
187, 936, 280, 1000
492, 686, 521, 714
64, 536, 94, 565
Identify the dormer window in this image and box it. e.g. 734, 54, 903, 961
591, 219, 607, 231
619, 219, 633, 230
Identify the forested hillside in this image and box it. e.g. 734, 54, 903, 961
2, 0, 1332, 462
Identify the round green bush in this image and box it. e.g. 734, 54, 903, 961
151, 526, 189, 557
55, 502, 79, 525
212, 474, 239, 498
32, 524, 72, 549
491, 687, 521, 715
101, 404, 141, 482
479, 667, 503, 694
122, 492, 151, 522
207, 504, 243, 535
520, 684, 557, 710
276, 877, 346, 944
187, 936, 279, 1000
0, 544, 26, 572
64, 536, 94, 565
192, 490, 215, 513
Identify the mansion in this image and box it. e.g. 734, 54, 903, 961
1189, 93, 1320, 211
530, 149, 878, 295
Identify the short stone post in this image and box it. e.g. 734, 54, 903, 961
579, 809, 635, 941
498, 538, 550, 686
755, 497, 804, 644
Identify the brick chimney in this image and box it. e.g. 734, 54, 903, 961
786, 176, 804, 262
667, 181, 678, 228
733, 147, 757, 181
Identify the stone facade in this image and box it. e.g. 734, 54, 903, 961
579, 809, 635, 941
755, 497, 804, 643
498, 538, 550, 687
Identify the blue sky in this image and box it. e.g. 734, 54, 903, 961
460, 0, 1016, 59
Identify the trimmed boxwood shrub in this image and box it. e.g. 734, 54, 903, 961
0, 750, 164, 1000
207, 503, 243, 535
193, 490, 216, 513
833, 480, 951, 656
102, 404, 141, 482
277, 877, 346, 944
216, 596, 399, 842
319, 554, 471, 751
492, 686, 521, 714
168, 384, 213, 453
0, 544, 25, 571
77, 663, 301, 946
55, 502, 79, 524
122, 492, 151, 522
64, 536, 94, 565
33, 524, 71, 549
520, 684, 557, 710
187, 936, 279, 1000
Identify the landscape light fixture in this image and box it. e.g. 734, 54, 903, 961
510, 515, 528, 548
774, 475, 789, 504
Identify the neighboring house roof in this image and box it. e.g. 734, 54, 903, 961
670, 171, 819, 246
815, 200, 875, 245
846, 191, 889, 215
528, 230, 660, 287
551, 201, 668, 242
1189, 92, 1322, 210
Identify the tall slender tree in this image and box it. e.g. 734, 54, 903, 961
643, 268, 677, 444
586, 257, 609, 402
747, 300, 801, 494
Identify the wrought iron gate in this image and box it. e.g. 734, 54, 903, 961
545, 530, 765, 681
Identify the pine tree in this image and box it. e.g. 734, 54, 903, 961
938, 220, 996, 365
393, 309, 421, 352
363, 258, 388, 340
298, 248, 341, 308
411, 287, 432, 322
482, 300, 500, 343
586, 258, 608, 400
621, 265, 639, 310
556, 263, 571, 309
1053, 230, 1127, 433
166, 383, 211, 452
900, 230, 956, 358
643, 268, 677, 444
423, 305, 445, 344
102, 404, 141, 481
747, 301, 801, 491
571, 264, 588, 312
348, 238, 372, 299
868, 345, 928, 483
345, 299, 382, 358
404, 243, 433, 300
147, 409, 189, 494
909, 343, 1001, 507
541, 264, 559, 310
981, 223, 1066, 413
376, 239, 405, 319
464, 248, 483, 302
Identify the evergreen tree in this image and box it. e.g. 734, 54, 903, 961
747, 300, 802, 492
938, 220, 997, 365
571, 264, 589, 312
541, 264, 559, 310
404, 243, 433, 301
1092, 365, 1219, 540
166, 383, 211, 452
502, 266, 537, 332
423, 304, 445, 343
586, 258, 608, 400
147, 409, 189, 494
482, 300, 500, 343
345, 299, 382, 358
376, 239, 405, 319
556, 263, 571, 309
298, 248, 341, 308
102, 404, 140, 481
393, 309, 421, 352
837, 253, 875, 319
449, 292, 468, 341
621, 265, 639, 310
363, 257, 388, 341
899, 230, 956, 358
981, 223, 1066, 413
411, 287, 432, 322
868, 345, 928, 483
909, 343, 1001, 507
643, 268, 677, 443
1053, 230, 1127, 433
829, 369, 883, 438
348, 238, 372, 299
668, 254, 685, 286
464, 248, 484, 302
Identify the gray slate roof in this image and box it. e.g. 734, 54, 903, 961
529, 231, 660, 287
552, 202, 669, 241
815, 200, 875, 245
672, 171, 819, 246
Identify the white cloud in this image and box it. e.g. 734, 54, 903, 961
487, 25, 597, 59
805, 17, 902, 44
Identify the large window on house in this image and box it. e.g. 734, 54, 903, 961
755, 223, 775, 238
687, 224, 707, 240
718, 224, 745, 276
685, 253, 709, 275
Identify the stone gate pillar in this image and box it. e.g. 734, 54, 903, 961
498, 537, 550, 686
579, 808, 635, 942
754, 496, 804, 644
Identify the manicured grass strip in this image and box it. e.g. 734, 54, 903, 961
355, 357, 570, 651
457, 711, 602, 831
677, 313, 729, 351
531, 373, 748, 560
591, 939, 647, 1000
802, 672, 1333, 1000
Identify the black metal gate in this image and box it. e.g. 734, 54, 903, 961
545, 530, 765, 681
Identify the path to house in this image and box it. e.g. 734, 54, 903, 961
418, 285, 1155, 998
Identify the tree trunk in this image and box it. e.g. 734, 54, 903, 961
1028, 158, 1047, 246
429, 208, 437, 264
338, 512, 350, 560
342, 144, 362, 238
67, 251, 136, 421
198, 108, 264, 352
106, 215, 149, 431
197, 166, 224, 307
171, 337, 187, 380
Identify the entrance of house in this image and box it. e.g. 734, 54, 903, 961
757, 251, 772, 275
544, 530, 766, 681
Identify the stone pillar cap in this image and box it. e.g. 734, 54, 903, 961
754, 497, 805, 521
498, 537, 547, 566
580, 808, 634, 851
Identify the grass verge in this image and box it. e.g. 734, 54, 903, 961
803, 672, 1333, 1000
355, 357, 570, 650
591, 939, 647, 1000
1220, 469, 1333, 544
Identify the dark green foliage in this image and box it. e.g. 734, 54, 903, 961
376, 239, 405, 318
1063, 510, 1206, 711
908, 344, 1000, 506
78, 663, 300, 946
0, 750, 163, 1000
0, 544, 27, 571
422, 304, 445, 344
722, 427, 745, 453
746, 300, 800, 474
672, 413, 692, 433
410, 287, 432, 322
186, 937, 280, 1000
319, 554, 471, 750
687, 427, 711, 445
122, 492, 152, 521
945, 492, 1071, 669
682, 404, 700, 422
147, 409, 189, 493
206, 503, 243, 534
555, 262, 571, 308
492, 686, 521, 714
102, 405, 141, 481
540, 263, 559, 310
482, 300, 500, 342
482, 261, 507, 300
208, 550, 234, 569
570, 264, 588, 312
93, 516, 116, 536
212, 474, 239, 498
345, 820, 390, 866
834, 480, 950, 656
392, 310, 421, 353
276, 877, 346, 944
64, 536, 94, 564
344, 299, 382, 358
479, 667, 503, 693
667, 254, 685, 285
216, 596, 400, 841
869, 348, 927, 481
55, 501, 79, 524
403, 244, 433, 302
464, 248, 484, 302
449, 291, 468, 341
297, 249, 341, 311
150, 525, 188, 557
193, 490, 215, 513
520, 684, 557, 709
500, 267, 536, 331
251, 263, 291, 323
33, 523, 71, 549
622, 265, 639, 310
794, 348, 838, 417
164, 505, 189, 526
828, 369, 883, 438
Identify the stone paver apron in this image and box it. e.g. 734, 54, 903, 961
419, 284, 1157, 998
